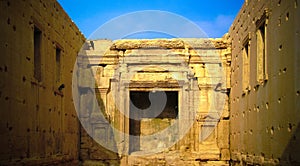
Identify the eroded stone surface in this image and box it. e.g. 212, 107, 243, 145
2, 0, 300, 165
0, 0, 85, 165
229, 0, 300, 165
76, 38, 231, 165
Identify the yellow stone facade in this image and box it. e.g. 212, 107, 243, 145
0, 0, 299, 165
0, 0, 85, 165
229, 0, 300, 165
75, 39, 231, 165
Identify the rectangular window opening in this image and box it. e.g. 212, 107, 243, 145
256, 18, 267, 83
56, 46, 61, 83
243, 37, 250, 91
34, 26, 42, 82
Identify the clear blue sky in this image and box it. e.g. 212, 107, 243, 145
57, 0, 244, 39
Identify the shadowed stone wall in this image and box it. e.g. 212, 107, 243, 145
0, 0, 85, 165
229, 0, 300, 165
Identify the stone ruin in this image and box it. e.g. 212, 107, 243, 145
74, 38, 232, 165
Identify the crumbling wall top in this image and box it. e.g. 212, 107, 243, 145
109, 38, 230, 50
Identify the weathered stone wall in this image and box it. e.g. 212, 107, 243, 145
0, 0, 85, 165
76, 38, 231, 165
229, 0, 300, 165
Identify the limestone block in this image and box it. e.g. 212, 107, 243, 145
111, 39, 185, 50
217, 120, 229, 149
220, 149, 230, 161
103, 65, 115, 77
98, 77, 110, 89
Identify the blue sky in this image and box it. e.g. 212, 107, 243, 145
57, 0, 244, 39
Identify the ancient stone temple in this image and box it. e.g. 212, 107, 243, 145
0, 0, 299, 165
75, 39, 231, 165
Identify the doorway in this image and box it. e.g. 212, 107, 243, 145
129, 91, 178, 153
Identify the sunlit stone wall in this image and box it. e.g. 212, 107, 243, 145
76, 38, 231, 165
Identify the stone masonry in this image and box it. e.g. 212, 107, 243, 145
1, 0, 300, 165
0, 0, 85, 165
229, 0, 300, 165
75, 38, 231, 165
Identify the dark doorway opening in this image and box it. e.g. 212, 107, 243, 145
129, 91, 178, 153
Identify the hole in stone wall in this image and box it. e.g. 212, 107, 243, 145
13, 25, 16, 31
278, 98, 281, 103
278, 0, 281, 6
283, 67, 287, 73
288, 123, 293, 132
242, 92, 246, 97
7, 1, 10, 6
266, 102, 269, 109
22, 76, 26, 82
7, 18, 10, 25
297, 90, 300, 96
254, 84, 259, 91
286, 12, 289, 21
270, 126, 274, 135
256, 106, 260, 112
279, 44, 282, 51
295, 0, 298, 8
